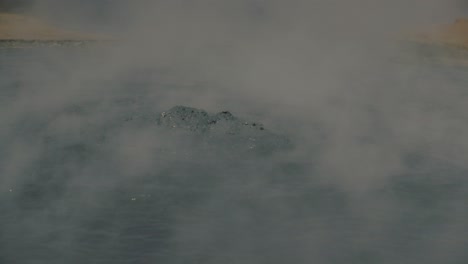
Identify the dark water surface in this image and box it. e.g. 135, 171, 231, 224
1, 47, 467, 263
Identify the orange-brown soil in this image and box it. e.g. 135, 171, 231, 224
0, 13, 102, 41
413, 18, 468, 50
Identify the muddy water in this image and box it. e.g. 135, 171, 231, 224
0, 47, 467, 264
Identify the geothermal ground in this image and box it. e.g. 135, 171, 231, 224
0, 13, 104, 47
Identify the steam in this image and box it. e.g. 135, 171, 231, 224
1, 0, 468, 263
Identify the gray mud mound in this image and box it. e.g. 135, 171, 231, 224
156, 106, 293, 155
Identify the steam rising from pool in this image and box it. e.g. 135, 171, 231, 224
1, 1, 468, 263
